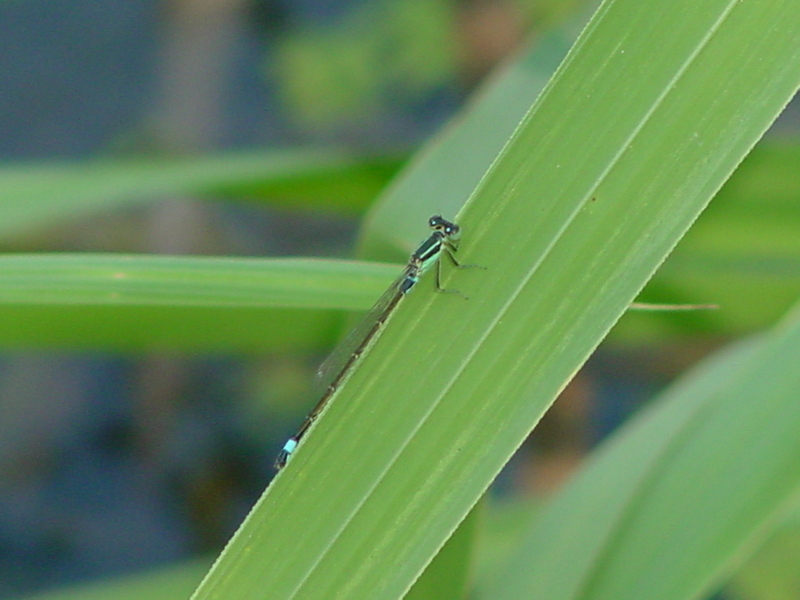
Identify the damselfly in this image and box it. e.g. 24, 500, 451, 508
275, 215, 465, 469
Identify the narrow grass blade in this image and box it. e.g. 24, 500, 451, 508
0, 254, 394, 308
0, 255, 395, 350
0, 150, 392, 238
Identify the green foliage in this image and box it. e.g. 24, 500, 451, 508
6, 0, 800, 598
273, 0, 458, 129
482, 310, 800, 599
727, 506, 800, 600
190, 0, 800, 597
0, 150, 396, 241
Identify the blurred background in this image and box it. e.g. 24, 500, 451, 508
0, 0, 798, 598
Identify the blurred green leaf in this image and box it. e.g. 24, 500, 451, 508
0, 149, 396, 239
476, 496, 542, 589
482, 303, 800, 599
726, 505, 800, 600
22, 559, 209, 600
274, 0, 457, 129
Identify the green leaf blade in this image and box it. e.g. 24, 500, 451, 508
485, 306, 800, 600
0, 255, 397, 350
0, 254, 395, 309
192, 0, 800, 598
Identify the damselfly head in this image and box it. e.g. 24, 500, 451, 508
428, 215, 460, 239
